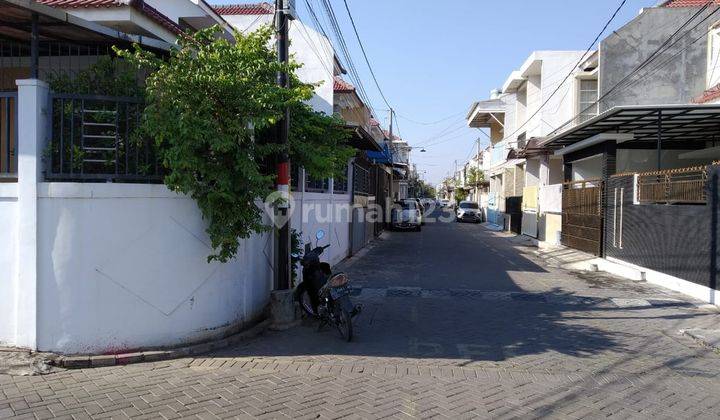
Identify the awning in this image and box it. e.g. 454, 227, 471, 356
517, 138, 549, 158
542, 104, 720, 150
466, 98, 505, 128
367, 143, 392, 165
345, 124, 382, 152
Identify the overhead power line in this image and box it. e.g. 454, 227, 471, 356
504, 0, 629, 140
341, 0, 392, 110
308, 0, 376, 113
549, 2, 719, 136
396, 111, 466, 126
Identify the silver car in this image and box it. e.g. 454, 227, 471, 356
391, 200, 422, 231
456, 201, 482, 223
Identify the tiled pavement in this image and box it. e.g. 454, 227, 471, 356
2, 211, 720, 419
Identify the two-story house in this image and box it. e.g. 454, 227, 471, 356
539, 0, 720, 305
468, 50, 589, 236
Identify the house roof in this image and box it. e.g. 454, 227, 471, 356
660, 0, 720, 7
693, 83, 720, 103
333, 76, 355, 93
212, 2, 273, 15
37, 0, 183, 35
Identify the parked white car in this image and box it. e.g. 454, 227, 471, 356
391, 200, 422, 231
440, 199, 451, 208
456, 201, 482, 223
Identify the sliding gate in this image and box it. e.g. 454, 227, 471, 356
561, 180, 604, 256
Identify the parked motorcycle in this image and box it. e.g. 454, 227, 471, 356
294, 230, 360, 342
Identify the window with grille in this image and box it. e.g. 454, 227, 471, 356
353, 164, 370, 196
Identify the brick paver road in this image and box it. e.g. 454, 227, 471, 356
3, 208, 720, 419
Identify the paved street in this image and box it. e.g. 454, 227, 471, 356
3, 209, 720, 419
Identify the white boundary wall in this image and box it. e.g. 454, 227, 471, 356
290, 170, 353, 269
35, 183, 273, 354
0, 183, 18, 346
0, 80, 274, 353
1, 79, 361, 353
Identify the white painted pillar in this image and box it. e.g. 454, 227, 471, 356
14, 79, 48, 350
539, 156, 551, 186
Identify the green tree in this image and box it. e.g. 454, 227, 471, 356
118, 26, 353, 262
454, 188, 468, 204
467, 167, 484, 186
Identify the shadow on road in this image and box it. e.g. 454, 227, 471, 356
211, 287, 631, 364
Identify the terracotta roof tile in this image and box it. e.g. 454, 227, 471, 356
693, 83, 720, 103
333, 76, 355, 93
661, 0, 720, 7
37, 0, 183, 35
38, 0, 126, 6
212, 2, 273, 15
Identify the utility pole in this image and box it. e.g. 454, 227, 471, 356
476, 138, 481, 205
270, 0, 295, 330
388, 108, 394, 203
275, 0, 291, 291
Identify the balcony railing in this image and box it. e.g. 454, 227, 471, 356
637, 166, 707, 204
0, 91, 17, 182
46, 93, 162, 183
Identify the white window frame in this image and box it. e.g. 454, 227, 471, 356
707, 24, 720, 89
574, 72, 599, 125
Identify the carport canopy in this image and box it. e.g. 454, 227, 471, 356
541, 104, 720, 151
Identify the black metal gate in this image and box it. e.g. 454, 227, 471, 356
505, 196, 523, 234
562, 180, 604, 256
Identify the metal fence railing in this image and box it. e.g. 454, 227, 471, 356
637, 166, 707, 204
0, 91, 17, 181
333, 167, 349, 194
305, 176, 329, 193
46, 93, 162, 183
562, 179, 603, 216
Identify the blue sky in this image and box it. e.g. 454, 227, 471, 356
215, 0, 659, 184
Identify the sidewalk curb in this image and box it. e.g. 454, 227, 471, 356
57, 319, 271, 369
681, 328, 720, 354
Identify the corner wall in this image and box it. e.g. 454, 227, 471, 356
35, 183, 273, 354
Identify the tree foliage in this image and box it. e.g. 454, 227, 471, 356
467, 167, 484, 186
46, 55, 143, 97
118, 26, 353, 262
454, 188, 468, 204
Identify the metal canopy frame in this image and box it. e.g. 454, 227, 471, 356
542, 105, 720, 149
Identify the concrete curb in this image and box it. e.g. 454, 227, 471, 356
681, 328, 720, 353
57, 319, 271, 369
